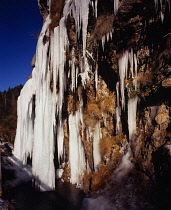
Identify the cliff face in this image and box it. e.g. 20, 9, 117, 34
14, 0, 171, 207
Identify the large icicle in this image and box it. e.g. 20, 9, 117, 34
154, 0, 170, 21
14, 16, 56, 191
87, 122, 102, 172
118, 50, 138, 109
14, 78, 35, 164
92, 122, 102, 171
63, 0, 90, 57
116, 82, 122, 134
117, 49, 138, 140
118, 50, 129, 109
128, 97, 138, 140
31, 16, 56, 191
154, 0, 170, 10
69, 110, 86, 186
114, 0, 119, 15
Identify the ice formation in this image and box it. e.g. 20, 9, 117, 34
13, 0, 142, 192
114, 0, 119, 15
69, 111, 86, 185
128, 97, 138, 140
14, 0, 100, 191
154, 0, 170, 10
116, 50, 138, 142
154, 0, 170, 21
14, 78, 35, 165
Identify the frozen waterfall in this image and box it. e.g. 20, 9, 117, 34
14, 0, 100, 191
14, 0, 141, 193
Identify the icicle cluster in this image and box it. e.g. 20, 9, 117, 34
100, 0, 120, 48
14, 0, 145, 192
154, 0, 170, 22
116, 49, 138, 140
154, 0, 170, 10
14, 0, 100, 191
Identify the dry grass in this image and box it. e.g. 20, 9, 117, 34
91, 164, 111, 191
61, 165, 70, 182
99, 134, 125, 158
83, 103, 102, 127
99, 95, 116, 114
99, 137, 115, 158
82, 133, 125, 193
91, 149, 123, 191
86, 151, 122, 192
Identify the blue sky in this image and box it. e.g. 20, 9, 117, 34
0, 0, 42, 91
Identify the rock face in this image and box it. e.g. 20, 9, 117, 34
14, 0, 171, 208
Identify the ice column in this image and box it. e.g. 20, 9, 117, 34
116, 82, 121, 134
92, 122, 102, 171
69, 110, 86, 186
114, 0, 119, 15
128, 97, 138, 140
14, 78, 35, 165
14, 16, 57, 191
117, 49, 138, 140
31, 16, 56, 191
14, 0, 100, 191
118, 50, 129, 109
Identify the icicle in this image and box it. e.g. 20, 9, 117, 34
106, 32, 110, 42
79, 57, 91, 88
133, 53, 138, 90
63, 0, 90, 57
14, 0, 100, 192
14, 16, 57, 191
69, 111, 86, 185
95, 0, 98, 18
95, 63, 98, 91
118, 50, 129, 109
161, 11, 164, 22
90, 0, 98, 18
32, 15, 56, 190
92, 123, 102, 171
81, 0, 90, 57
154, 0, 170, 16
14, 77, 35, 164
47, 0, 51, 11
128, 97, 138, 140
71, 49, 76, 92
57, 123, 64, 164
117, 49, 138, 140
114, 0, 119, 15
118, 49, 138, 109
116, 82, 121, 134
101, 35, 105, 51
110, 29, 113, 40
101, 29, 114, 51
154, 0, 158, 10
